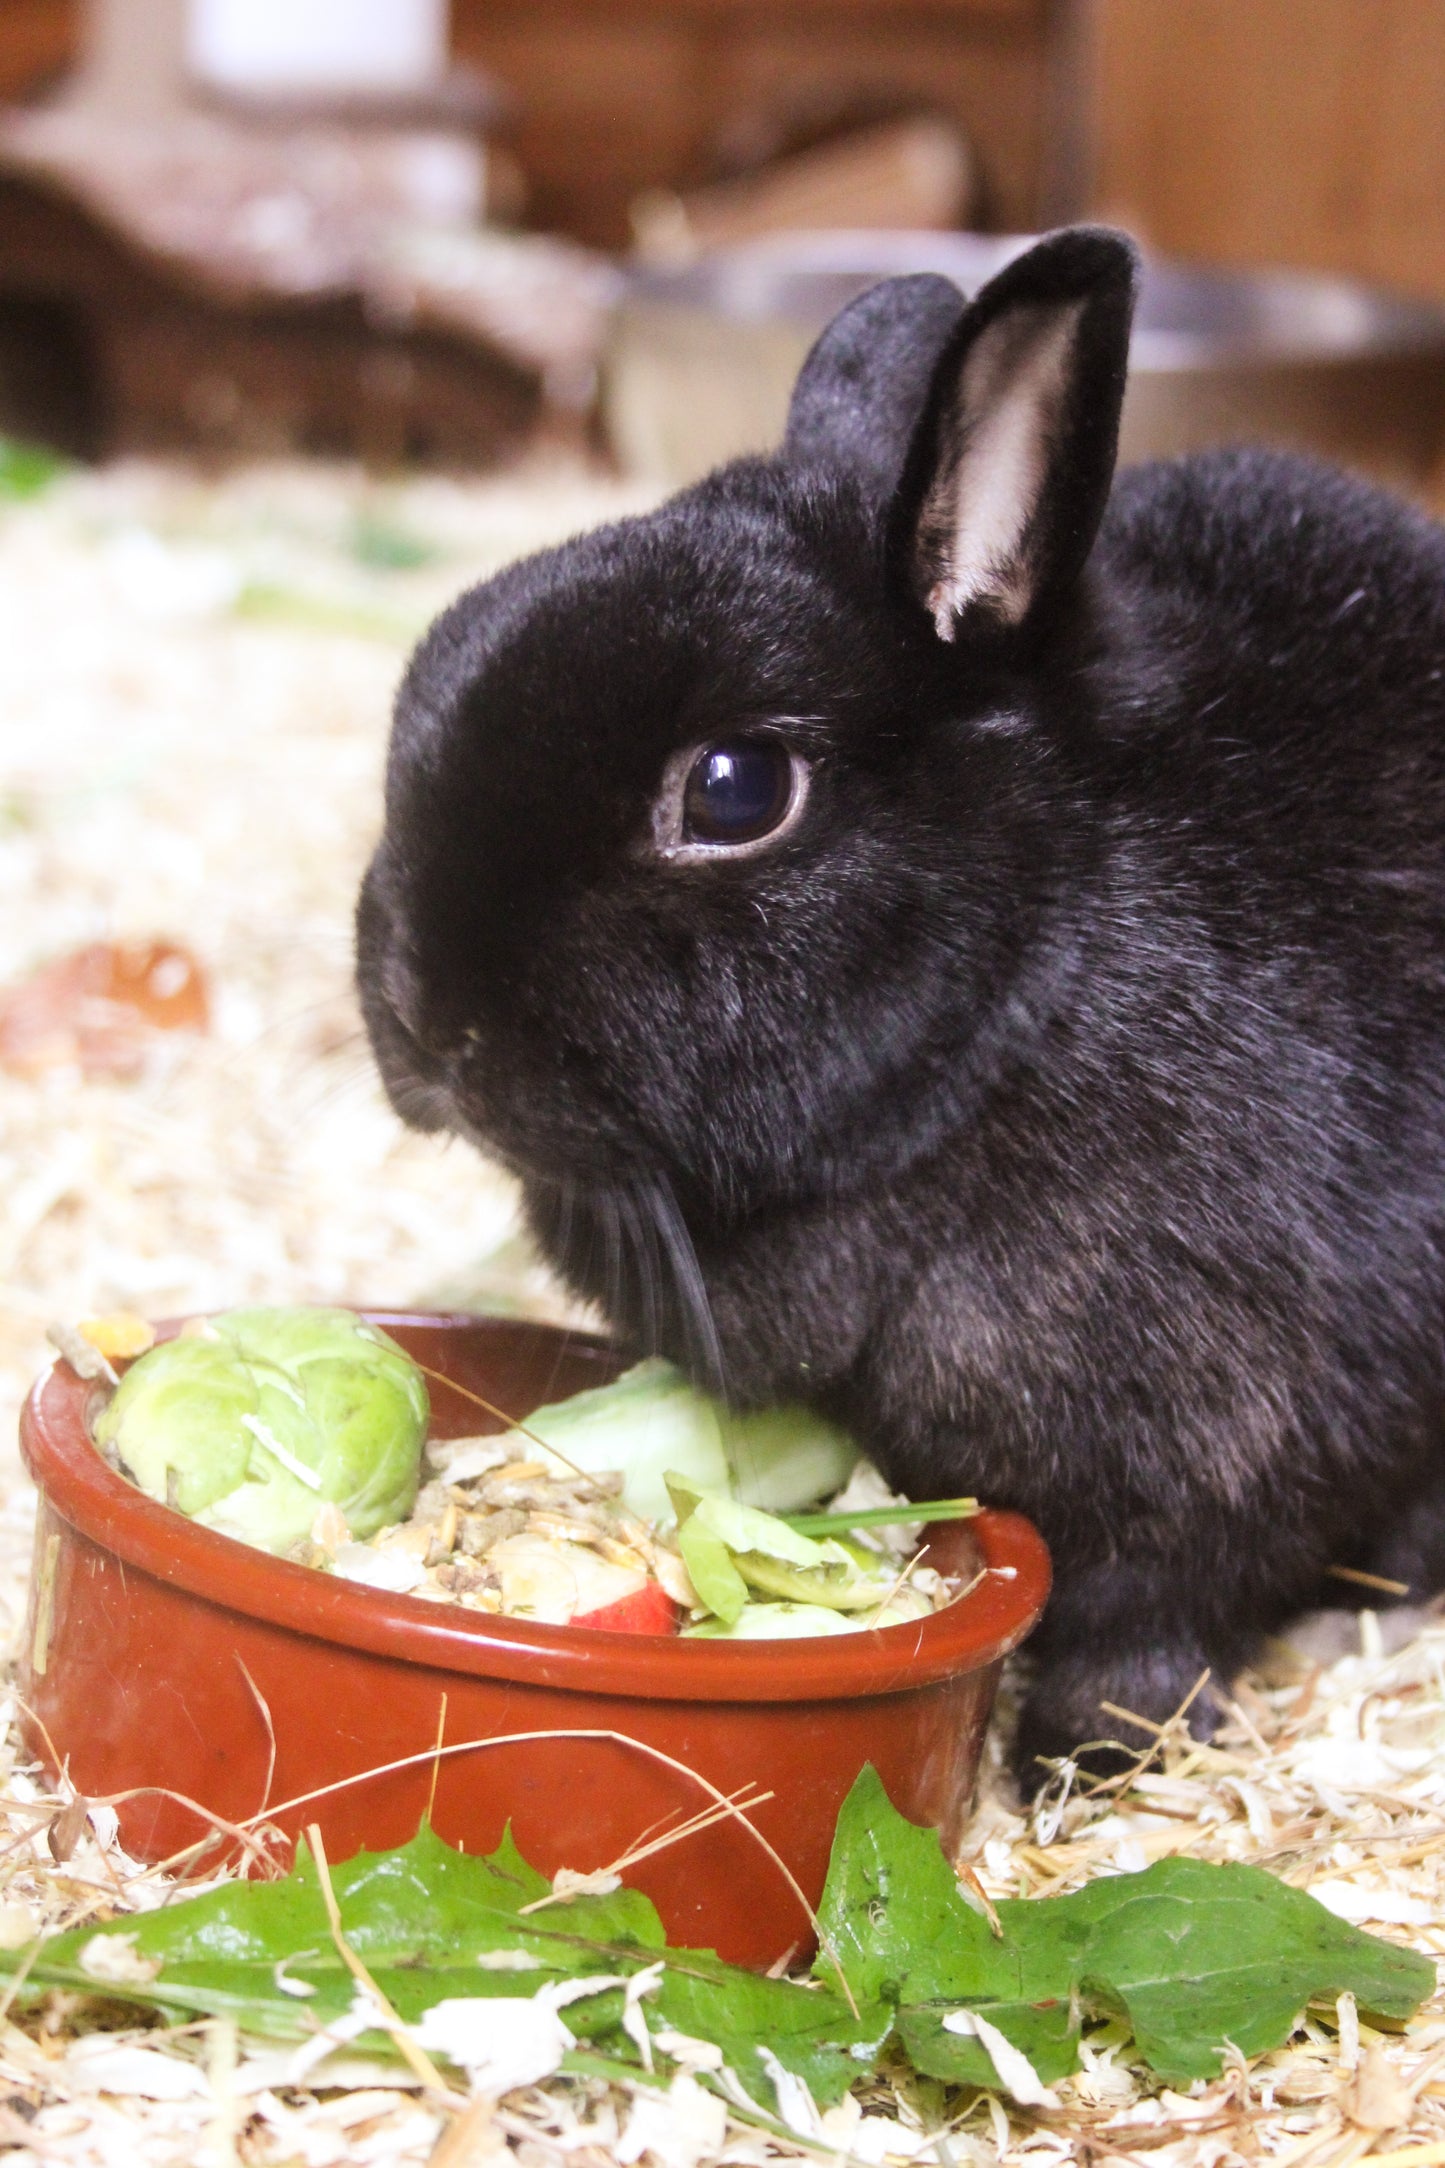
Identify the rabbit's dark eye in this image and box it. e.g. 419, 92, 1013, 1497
682, 741, 795, 845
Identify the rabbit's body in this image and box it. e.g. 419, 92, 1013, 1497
359, 230, 1445, 1778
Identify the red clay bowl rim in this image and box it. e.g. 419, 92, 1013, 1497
19, 1310, 1051, 1704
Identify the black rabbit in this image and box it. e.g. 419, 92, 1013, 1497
357, 226, 1445, 1785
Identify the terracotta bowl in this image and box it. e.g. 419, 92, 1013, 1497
18, 1313, 1050, 1967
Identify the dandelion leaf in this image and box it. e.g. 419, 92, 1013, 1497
818, 1767, 1436, 2088
0, 1821, 663, 2040
0, 1777, 1430, 2104
656, 1947, 893, 2107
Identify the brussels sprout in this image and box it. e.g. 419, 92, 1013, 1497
94, 1308, 428, 1555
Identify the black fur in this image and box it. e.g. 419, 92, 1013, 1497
357, 227, 1445, 1787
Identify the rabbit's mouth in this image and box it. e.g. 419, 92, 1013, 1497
359, 950, 661, 1195
359, 988, 521, 1170
375, 1046, 455, 1137
361, 1000, 453, 1136
362, 985, 729, 1384
355, 872, 459, 1137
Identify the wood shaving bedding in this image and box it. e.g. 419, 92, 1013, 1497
0, 456, 1441, 2166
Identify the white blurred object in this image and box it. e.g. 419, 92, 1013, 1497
70, 0, 453, 117
101, 528, 243, 621
189, 0, 450, 98
391, 132, 484, 225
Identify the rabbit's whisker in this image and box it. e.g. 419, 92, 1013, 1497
647, 1171, 727, 1398
599, 1188, 623, 1337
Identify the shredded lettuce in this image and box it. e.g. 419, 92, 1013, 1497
492, 1358, 858, 1524
666, 1472, 908, 1633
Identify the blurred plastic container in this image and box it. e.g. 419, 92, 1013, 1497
605, 230, 1445, 493
189, 0, 449, 99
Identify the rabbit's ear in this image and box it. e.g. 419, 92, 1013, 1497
897, 227, 1138, 638
782, 273, 970, 507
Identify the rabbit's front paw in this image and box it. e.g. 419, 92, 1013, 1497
1013, 1638, 1221, 1796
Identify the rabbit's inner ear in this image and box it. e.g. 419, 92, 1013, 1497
914, 298, 1085, 639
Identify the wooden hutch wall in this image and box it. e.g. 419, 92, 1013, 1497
1092, 0, 1445, 307
0, 0, 77, 100
450, 0, 1060, 246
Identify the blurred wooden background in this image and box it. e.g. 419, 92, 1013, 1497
1, 0, 1442, 296
1091, 0, 1445, 304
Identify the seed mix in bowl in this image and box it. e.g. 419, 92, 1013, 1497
322, 1423, 965, 1636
